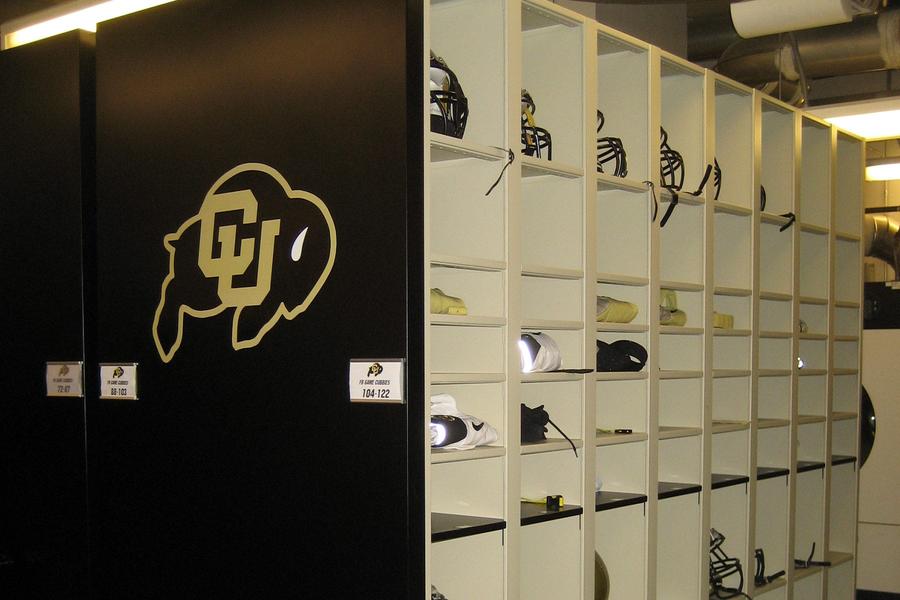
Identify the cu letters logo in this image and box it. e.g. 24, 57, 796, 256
152, 163, 337, 363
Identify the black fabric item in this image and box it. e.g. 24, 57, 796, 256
521, 404, 577, 456
596, 340, 648, 372
521, 404, 550, 443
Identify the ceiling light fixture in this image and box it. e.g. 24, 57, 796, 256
1, 0, 176, 50
811, 97, 900, 141
865, 157, 900, 181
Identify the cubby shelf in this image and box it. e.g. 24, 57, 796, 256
430, 254, 507, 272
521, 438, 584, 455
595, 490, 648, 511
430, 315, 507, 327
424, 2, 862, 598
831, 455, 857, 467
521, 372, 585, 383
596, 323, 648, 333
659, 370, 703, 380
658, 481, 702, 499
825, 551, 854, 567
431, 512, 507, 542
797, 461, 827, 473
521, 502, 583, 525
522, 264, 584, 279
430, 133, 509, 162
711, 473, 750, 490
711, 420, 750, 433
714, 202, 753, 217
831, 411, 858, 421
431, 373, 506, 385
431, 446, 506, 464
757, 466, 791, 480
520, 155, 583, 179
714, 329, 752, 337
595, 431, 647, 445
714, 286, 752, 297
596, 173, 647, 193
799, 223, 829, 235
596, 273, 649, 286
658, 426, 702, 440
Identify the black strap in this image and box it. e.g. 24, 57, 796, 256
546, 416, 577, 457
690, 163, 713, 197
779, 212, 796, 232
485, 148, 515, 196
713, 158, 722, 201
659, 191, 679, 227
645, 180, 659, 222
760, 185, 767, 212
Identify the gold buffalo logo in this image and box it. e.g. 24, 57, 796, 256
58, 364, 70, 377
112, 366, 125, 378
367, 363, 383, 378
152, 163, 337, 363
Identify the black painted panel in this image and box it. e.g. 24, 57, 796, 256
0, 31, 94, 600
92, 1, 421, 597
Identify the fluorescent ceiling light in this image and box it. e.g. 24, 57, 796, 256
825, 110, 900, 141
810, 97, 900, 140
866, 157, 900, 181
1, 0, 176, 50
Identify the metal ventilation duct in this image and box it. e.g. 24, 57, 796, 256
714, 9, 900, 105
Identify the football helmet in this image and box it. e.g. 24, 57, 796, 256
709, 528, 747, 599
430, 51, 469, 138
659, 127, 685, 191
597, 110, 627, 177
521, 89, 552, 159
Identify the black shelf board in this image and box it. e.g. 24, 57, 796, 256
797, 460, 827, 473
431, 512, 506, 543
711, 473, 750, 490
521, 502, 583, 526
658, 481, 702, 499
757, 466, 790, 481
595, 490, 648, 512
831, 454, 857, 466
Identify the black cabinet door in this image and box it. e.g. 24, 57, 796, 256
91, 1, 423, 598
0, 31, 94, 600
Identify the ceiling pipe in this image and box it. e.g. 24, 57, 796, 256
715, 9, 900, 104
729, 0, 879, 38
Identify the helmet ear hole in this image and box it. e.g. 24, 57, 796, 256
429, 52, 469, 139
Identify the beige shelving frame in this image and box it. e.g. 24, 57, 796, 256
423, 1, 864, 599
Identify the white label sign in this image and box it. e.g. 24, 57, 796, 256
46, 362, 84, 397
349, 359, 404, 403
99, 363, 138, 400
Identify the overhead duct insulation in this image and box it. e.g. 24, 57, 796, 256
715, 8, 900, 105
730, 0, 880, 38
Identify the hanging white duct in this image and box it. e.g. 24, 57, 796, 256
730, 0, 879, 39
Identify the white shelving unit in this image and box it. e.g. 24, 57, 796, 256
423, 1, 863, 598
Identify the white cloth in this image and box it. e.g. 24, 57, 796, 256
430, 393, 498, 450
